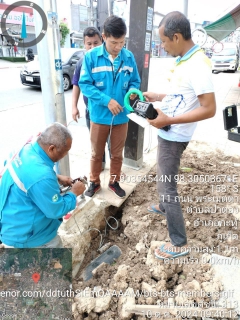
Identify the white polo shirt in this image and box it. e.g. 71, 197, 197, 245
158, 45, 214, 142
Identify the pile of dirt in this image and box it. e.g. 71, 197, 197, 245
72, 141, 240, 320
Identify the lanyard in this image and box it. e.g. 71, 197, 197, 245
112, 60, 124, 84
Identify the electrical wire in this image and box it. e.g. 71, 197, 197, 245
67, 114, 120, 252
143, 124, 152, 154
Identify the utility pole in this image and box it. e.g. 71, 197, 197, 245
183, 0, 188, 17
35, 0, 70, 176
124, 0, 154, 169
107, 0, 111, 16
90, 0, 94, 26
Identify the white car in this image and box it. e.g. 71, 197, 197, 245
211, 43, 239, 73
20, 48, 85, 90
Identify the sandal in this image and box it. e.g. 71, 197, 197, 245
147, 205, 166, 217
155, 244, 189, 259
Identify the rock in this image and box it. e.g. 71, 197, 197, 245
128, 250, 136, 259
201, 280, 222, 295
113, 264, 130, 283
155, 280, 167, 291
72, 302, 77, 313
118, 287, 135, 320
142, 282, 154, 293
145, 242, 167, 280
72, 302, 82, 319
161, 219, 167, 225
93, 294, 111, 313
88, 312, 98, 319
75, 287, 96, 314
110, 280, 128, 291
186, 279, 201, 291
146, 297, 154, 305
175, 284, 193, 306
135, 240, 146, 253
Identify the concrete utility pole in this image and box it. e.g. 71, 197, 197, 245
124, 0, 154, 169
35, 0, 70, 176
90, 0, 94, 26
183, 0, 188, 17
96, 0, 109, 31
107, 0, 111, 16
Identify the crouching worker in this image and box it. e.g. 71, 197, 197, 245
0, 123, 85, 248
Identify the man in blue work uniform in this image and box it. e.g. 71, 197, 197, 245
80, 15, 141, 198
71, 27, 110, 171
0, 123, 85, 248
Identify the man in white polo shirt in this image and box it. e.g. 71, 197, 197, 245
144, 11, 216, 260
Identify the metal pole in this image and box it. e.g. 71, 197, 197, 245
183, 0, 188, 17
124, 0, 154, 169
107, 0, 111, 16
35, 0, 70, 176
90, 0, 94, 26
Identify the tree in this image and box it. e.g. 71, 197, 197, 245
59, 20, 70, 47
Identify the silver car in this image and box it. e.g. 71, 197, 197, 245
20, 48, 85, 91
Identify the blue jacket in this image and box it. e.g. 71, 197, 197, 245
79, 44, 141, 125
0, 141, 76, 248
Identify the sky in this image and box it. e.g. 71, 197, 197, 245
3, 0, 240, 24
154, 0, 240, 23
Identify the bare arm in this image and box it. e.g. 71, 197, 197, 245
143, 91, 167, 102
72, 85, 80, 122
148, 92, 216, 129
57, 174, 73, 187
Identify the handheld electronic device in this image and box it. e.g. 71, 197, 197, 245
124, 89, 170, 131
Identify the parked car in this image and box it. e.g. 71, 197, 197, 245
211, 43, 239, 73
20, 48, 85, 91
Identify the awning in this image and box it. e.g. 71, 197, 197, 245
204, 4, 240, 42
70, 31, 83, 40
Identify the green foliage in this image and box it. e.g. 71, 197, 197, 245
0, 57, 25, 62
59, 21, 70, 47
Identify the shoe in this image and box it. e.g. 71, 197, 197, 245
85, 182, 101, 197
147, 205, 166, 217
155, 244, 189, 260
108, 181, 126, 198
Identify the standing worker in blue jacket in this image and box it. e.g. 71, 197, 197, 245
71, 27, 109, 171
0, 123, 85, 248
80, 15, 141, 198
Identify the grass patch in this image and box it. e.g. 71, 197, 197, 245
0, 57, 25, 62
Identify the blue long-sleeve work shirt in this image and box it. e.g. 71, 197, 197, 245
0, 141, 76, 248
79, 44, 141, 125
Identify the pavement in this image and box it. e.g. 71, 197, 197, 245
1, 57, 240, 209
0, 58, 26, 69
